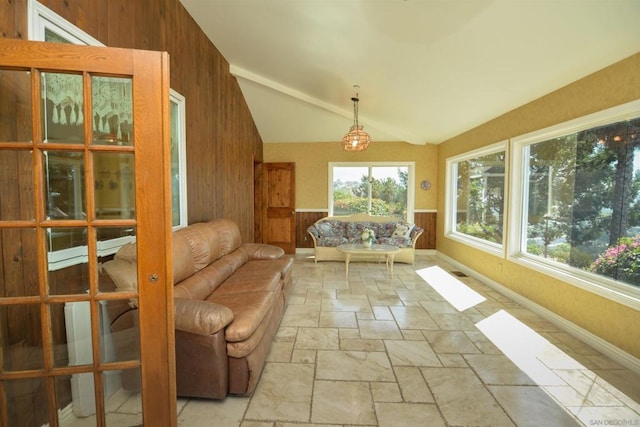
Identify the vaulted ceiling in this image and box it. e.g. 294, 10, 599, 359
180, 0, 640, 145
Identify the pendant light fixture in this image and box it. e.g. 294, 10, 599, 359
342, 85, 371, 152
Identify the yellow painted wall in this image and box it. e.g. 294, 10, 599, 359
437, 52, 640, 358
263, 141, 438, 211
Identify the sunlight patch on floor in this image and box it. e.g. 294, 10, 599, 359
476, 309, 640, 425
416, 265, 486, 311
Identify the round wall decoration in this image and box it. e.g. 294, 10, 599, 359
420, 180, 431, 190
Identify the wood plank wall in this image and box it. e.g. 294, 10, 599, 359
296, 211, 437, 249
1, 0, 263, 243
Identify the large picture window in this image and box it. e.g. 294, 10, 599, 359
329, 162, 414, 222
511, 100, 640, 300
446, 142, 507, 254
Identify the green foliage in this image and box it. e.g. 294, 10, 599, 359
457, 222, 501, 244
334, 167, 407, 218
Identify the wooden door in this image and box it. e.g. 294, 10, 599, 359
262, 163, 296, 253
0, 39, 175, 426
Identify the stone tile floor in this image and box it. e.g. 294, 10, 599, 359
93, 254, 640, 426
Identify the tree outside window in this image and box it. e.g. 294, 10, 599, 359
524, 117, 640, 287
331, 164, 410, 221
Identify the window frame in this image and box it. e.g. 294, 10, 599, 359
328, 161, 415, 223
445, 141, 508, 257
508, 99, 640, 309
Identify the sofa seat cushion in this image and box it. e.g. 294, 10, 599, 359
376, 236, 413, 248
316, 236, 348, 247
226, 292, 284, 359
214, 267, 281, 295
208, 290, 279, 343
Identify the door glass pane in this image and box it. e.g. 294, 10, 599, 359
0, 228, 38, 297
41, 72, 84, 143
0, 150, 35, 221
97, 226, 136, 262
4, 378, 48, 426
53, 302, 93, 368
105, 368, 142, 426
47, 228, 89, 294
55, 375, 74, 425
0, 70, 32, 142
94, 152, 135, 219
106, 300, 140, 363
92, 76, 133, 146
45, 150, 86, 220
0, 304, 43, 371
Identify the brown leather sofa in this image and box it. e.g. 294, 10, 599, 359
102, 218, 294, 399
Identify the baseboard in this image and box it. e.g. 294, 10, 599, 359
295, 248, 437, 256
415, 249, 437, 256
437, 252, 640, 375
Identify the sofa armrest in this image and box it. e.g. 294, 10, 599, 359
410, 226, 424, 246
240, 243, 284, 260
174, 298, 234, 336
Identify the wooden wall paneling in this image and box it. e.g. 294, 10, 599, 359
414, 212, 436, 249
107, 0, 134, 49
296, 212, 328, 248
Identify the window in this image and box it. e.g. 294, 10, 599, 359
170, 90, 188, 228
510, 100, 640, 303
29, 0, 187, 269
446, 142, 507, 255
329, 162, 414, 222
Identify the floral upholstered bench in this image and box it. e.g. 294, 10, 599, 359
306, 213, 423, 264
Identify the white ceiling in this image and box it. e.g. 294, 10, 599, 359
179, 0, 640, 145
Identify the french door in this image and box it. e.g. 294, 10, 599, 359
0, 39, 175, 426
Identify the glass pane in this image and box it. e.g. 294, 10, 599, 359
41, 72, 84, 143
106, 300, 140, 363
0, 150, 35, 221
525, 118, 640, 288
105, 368, 142, 426
0, 69, 32, 142
45, 150, 86, 220
0, 304, 43, 371
371, 166, 408, 219
47, 228, 89, 295
59, 301, 93, 366
45, 28, 72, 44
455, 151, 505, 244
171, 99, 181, 227
4, 378, 48, 426
333, 166, 369, 215
98, 227, 136, 294
94, 152, 135, 219
92, 76, 133, 146
0, 228, 38, 297
55, 375, 75, 425
53, 302, 93, 368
